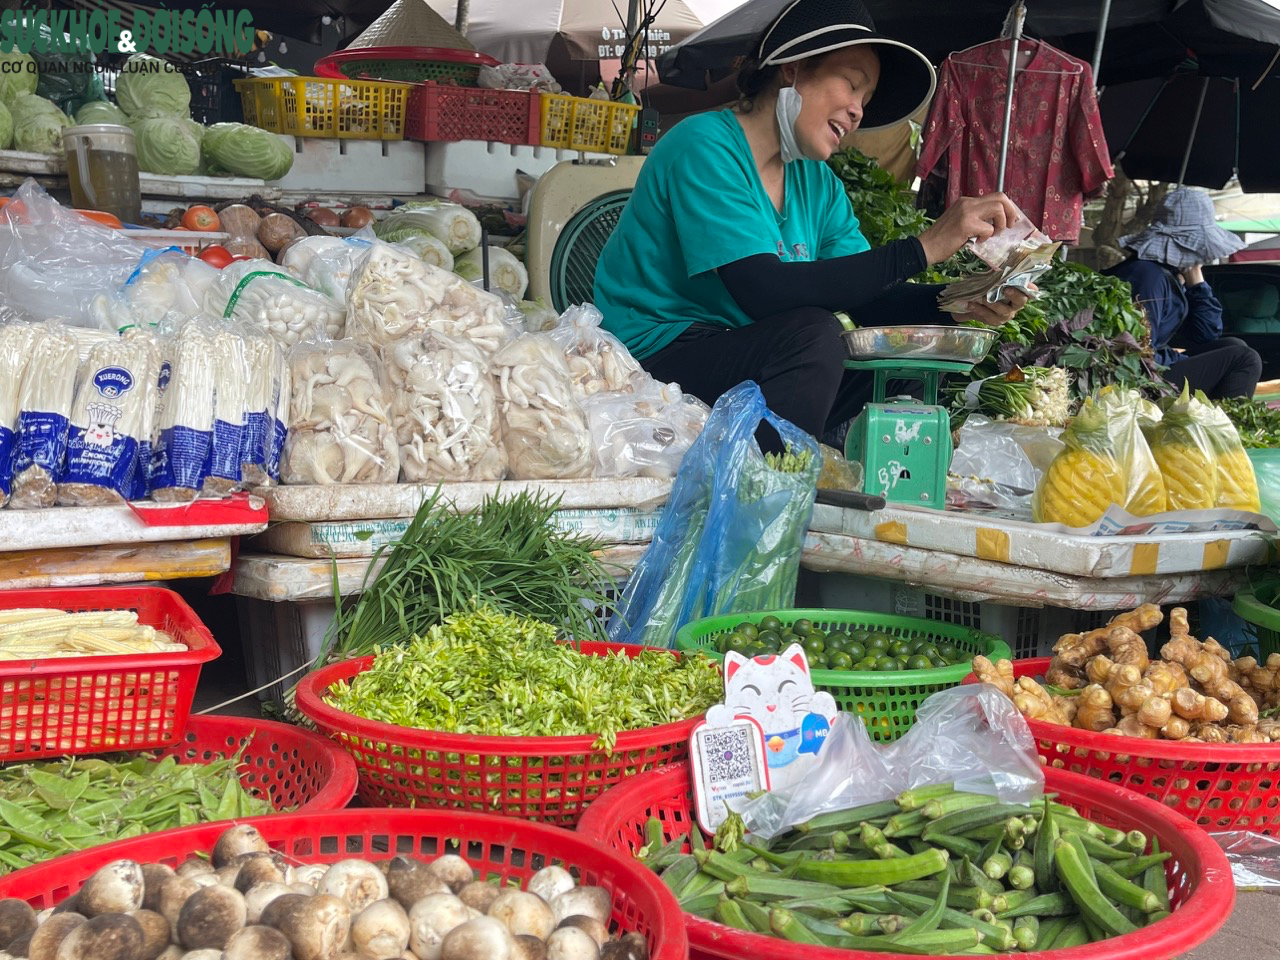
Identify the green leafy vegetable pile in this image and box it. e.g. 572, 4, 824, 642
0, 751, 273, 873
826, 148, 931, 248
326, 606, 723, 752
1215, 397, 1280, 449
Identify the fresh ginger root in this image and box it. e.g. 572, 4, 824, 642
1045, 659, 1085, 690
972, 655, 1015, 698
1236, 654, 1280, 708
1256, 718, 1280, 741
1104, 626, 1150, 674
1171, 687, 1229, 724
1160, 608, 1258, 725
1143, 661, 1189, 697
1104, 664, 1147, 711
1191, 722, 1230, 743
1086, 655, 1116, 686
1107, 715, 1160, 739
1107, 602, 1164, 635
1136, 694, 1172, 729
1229, 725, 1270, 744
1051, 629, 1109, 670
1075, 684, 1116, 732
1162, 715, 1192, 739
1012, 677, 1072, 725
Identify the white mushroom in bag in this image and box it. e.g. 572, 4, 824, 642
347, 243, 511, 355
281, 340, 399, 485
206, 260, 345, 346
384, 330, 506, 483
491, 334, 593, 481
547, 305, 644, 400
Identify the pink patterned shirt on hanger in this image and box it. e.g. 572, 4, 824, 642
915, 39, 1114, 243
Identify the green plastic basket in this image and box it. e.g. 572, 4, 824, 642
1233, 584, 1280, 656
673, 608, 1011, 742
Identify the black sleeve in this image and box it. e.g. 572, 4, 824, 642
718, 237, 931, 322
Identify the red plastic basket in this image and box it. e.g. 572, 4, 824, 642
405, 82, 541, 145
0, 587, 220, 762
966, 657, 1280, 834
157, 714, 357, 813
577, 761, 1234, 960
294, 642, 703, 825
0, 809, 688, 960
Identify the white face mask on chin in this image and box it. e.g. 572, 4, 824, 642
776, 85, 804, 164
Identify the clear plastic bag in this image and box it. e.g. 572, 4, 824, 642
0, 323, 36, 507
1200, 394, 1262, 513
201, 324, 251, 497
581, 379, 707, 480
0, 179, 151, 329
100, 248, 220, 331
1149, 387, 1220, 511
240, 330, 287, 488
1211, 832, 1280, 892
547, 303, 646, 399
279, 235, 375, 303
383, 329, 506, 483
205, 259, 343, 346
1033, 394, 1166, 526
281, 340, 399, 485
10, 321, 80, 508
607, 382, 819, 648
738, 685, 1045, 839
150, 319, 219, 502
950, 414, 1065, 513
57, 332, 158, 506
491, 333, 594, 480
1249, 448, 1280, 526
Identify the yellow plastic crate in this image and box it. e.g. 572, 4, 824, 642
235, 76, 409, 141
540, 93, 640, 155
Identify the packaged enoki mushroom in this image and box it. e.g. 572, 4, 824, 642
491, 333, 593, 480
384, 328, 506, 482
10, 322, 79, 508
0, 323, 35, 507
240, 329, 287, 488
150, 320, 217, 502
201, 323, 251, 497
281, 339, 399, 485
58, 333, 158, 505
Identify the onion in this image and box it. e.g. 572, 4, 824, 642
341, 206, 374, 229
305, 207, 340, 227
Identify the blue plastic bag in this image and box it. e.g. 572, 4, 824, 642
607, 382, 820, 648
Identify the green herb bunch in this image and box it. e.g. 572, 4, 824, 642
326, 606, 723, 753
327, 489, 617, 660
1215, 397, 1280, 448
826, 148, 931, 248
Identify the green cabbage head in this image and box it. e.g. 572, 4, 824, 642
0, 101, 13, 150
135, 116, 202, 175
115, 53, 190, 120
10, 94, 70, 154
0, 51, 37, 105
75, 101, 129, 126
201, 122, 293, 181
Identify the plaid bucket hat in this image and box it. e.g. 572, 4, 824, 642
1118, 188, 1245, 270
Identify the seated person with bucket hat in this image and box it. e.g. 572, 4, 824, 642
1105, 188, 1262, 400
593, 0, 1033, 449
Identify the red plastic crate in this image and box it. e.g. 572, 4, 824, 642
578, 762, 1235, 960
295, 641, 703, 825
406, 81, 541, 145
157, 714, 357, 813
0, 809, 688, 960
0, 587, 220, 762
967, 657, 1280, 834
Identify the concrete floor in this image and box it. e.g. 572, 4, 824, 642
1186, 893, 1280, 959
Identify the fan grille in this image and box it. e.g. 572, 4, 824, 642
549, 190, 632, 314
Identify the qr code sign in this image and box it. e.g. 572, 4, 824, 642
702, 726, 755, 784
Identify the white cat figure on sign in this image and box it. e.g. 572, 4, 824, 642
706, 643, 837, 790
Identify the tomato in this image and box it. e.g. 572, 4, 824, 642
182, 205, 221, 232
198, 245, 234, 269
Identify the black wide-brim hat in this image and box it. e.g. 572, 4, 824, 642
759, 0, 937, 131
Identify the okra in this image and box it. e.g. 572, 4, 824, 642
1093, 859, 1161, 913
922, 793, 999, 819
892, 871, 949, 939
679, 870, 721, 901
874, 840, 910, 860
1074, 830, 1138, 862
883, 809, 929, 838
1007, 865, 1035, 891
896, 782, 958, 811
991, 889, 1037, 915
1049, 920, 1090, 948
1124, 829, 1148, 852
1144, 838, 1171, 912
1063, 833, 1098, 884
1012, 915, 1040, 950
970, 908, 998, 925
983, 850, 1013, 881
1148, 910, 1170, 924
735, 897, 774, 934
929, 832, 984, 861
1054, 838, 1138, 937
996, 891, 1077, 919
896, 879, 993, 911
677, 891, 724, 916
888, 891, 1017, 951
1052, 808, 1125, 845
1109, 850, 1171, 879
1034, 915, 1071, 950
796, 800, 898, 832
923, 803, 1036, 840
839, 912, 885, 936
790, 908, 858, 941
693, 848, 754, 882
1033, 798, 1061, 894
888, 929, 983, 953
959, 856, 1004, 896
781, 829, 848, 852
723, 873, 841, 902
770, 908, 826, 945
659, 855, 699, 894
715, 896, 753, 931
787, 847, 950, 887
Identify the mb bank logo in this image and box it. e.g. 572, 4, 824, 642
0, 7, 255, 58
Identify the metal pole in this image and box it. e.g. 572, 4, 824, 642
1176, 77, 1211, 187
996, 1, 1026, 193
627, 0, 640, 36
454, 0, 470, 36
1090, 0, 1112, 84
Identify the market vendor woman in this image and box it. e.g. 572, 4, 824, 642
594, 0, 1033, 447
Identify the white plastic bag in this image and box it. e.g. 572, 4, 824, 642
737, 686, 1044, 839
547, 303, 645, 399
98, 249, 219, 331
582, 380, 708, 479
279, 234, 375, 303
948, 414, 1065, 513
490, 333, 593, 480
205, 259, 344, 345
281, 340, 399, 485
383, 329, 506, 483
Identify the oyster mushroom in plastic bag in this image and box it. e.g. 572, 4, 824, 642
383, 329, 506, 483
581, 379, 709, 479
491, 333, 593, 480
346, 242, 511, 355
547, 303, 645, 399
281, 340, 398, 485
205, 259, 344, 346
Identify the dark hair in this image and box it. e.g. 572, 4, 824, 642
734, 51, 830, 112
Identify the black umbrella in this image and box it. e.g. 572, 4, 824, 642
1101, 71, 1280, 191
657, 0, 1280, 90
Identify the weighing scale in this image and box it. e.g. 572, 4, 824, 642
840, 327, 996, 510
